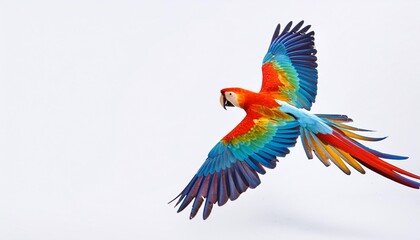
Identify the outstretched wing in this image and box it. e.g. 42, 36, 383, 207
260, 21, 318, 110
170, 109, 299, 219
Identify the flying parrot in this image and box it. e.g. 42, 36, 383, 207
170, 21, 420, 220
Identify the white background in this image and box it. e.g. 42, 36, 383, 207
1, 1, 419, 239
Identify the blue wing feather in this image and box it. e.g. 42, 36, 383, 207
171, 118, 300, 219
217, 170, 229, 206
262, 21, 318, 110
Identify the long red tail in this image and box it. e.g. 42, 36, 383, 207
317, 131, 420, 188
300, 114, 420, 189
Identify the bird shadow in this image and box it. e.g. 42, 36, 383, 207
249, 207, 387, 240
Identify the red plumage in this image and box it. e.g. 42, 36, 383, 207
317, 131, 420, 189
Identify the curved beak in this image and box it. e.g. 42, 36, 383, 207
219, 94, 234, 110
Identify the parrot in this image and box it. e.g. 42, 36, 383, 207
170, 21, 420, 220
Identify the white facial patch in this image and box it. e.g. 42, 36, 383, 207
225, 92, 240, 107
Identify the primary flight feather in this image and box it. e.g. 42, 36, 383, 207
170, 21, 420, 220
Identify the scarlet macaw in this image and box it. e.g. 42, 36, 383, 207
170, 21, 420, 219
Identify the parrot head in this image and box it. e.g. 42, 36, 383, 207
220, 88, 243, 110
220, 88, 280, 111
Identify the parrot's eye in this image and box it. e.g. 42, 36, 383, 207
226, 92, 236, 101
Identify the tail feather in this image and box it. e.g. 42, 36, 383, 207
329, 125, 408, 160
309, 131, 350, 174
338, 128, 387, 142
334, 122, 373, 132
300, 129, 314, 159
336, 148, 365, 174
318, 132, 420, 189
335, 129, 408, 160
300, 114, 420, 189
304, 130, 330, 167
